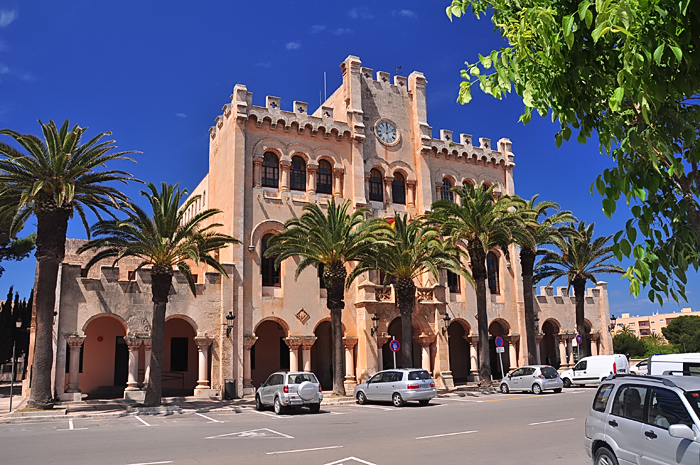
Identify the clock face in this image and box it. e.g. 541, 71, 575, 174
376, 121, 398, 144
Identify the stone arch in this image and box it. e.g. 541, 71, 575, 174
252, 138, 285, 160
82, 312, 128, 334
447, 319, 471, 383
460, 177, 476, 188
451, 317, 472, 336
311, 147, 342, 168
541, 318, 562, 367
388, 159, 416, 182
489, 317, 511, 336
433, 167, 460, 185
488, 318, 511, 378
248, 219, 285, 251
287, 149, 311, 164
254, 316, 290, 337
165, 314, 199, 333
312, 317, 346, 336
542, 318, 562, 333
383, 316, 422, 369
364, 156, 389, 177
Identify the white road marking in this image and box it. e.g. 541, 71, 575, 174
267, 445, 344, 455
57, 419, 87, 431
135, 416, 152, 427
251, 409, 291, 419
356, 405, 395, 411
416, 430, 478, 440
328, 411, 345, 415
206, 427, 294, 439
324, 456, 378, 465
528, 417, 575, 426
195, 412, 224, 423
125, 462, 173, 465
440, 397, 484, 403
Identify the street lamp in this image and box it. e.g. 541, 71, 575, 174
370, 313, 380, 336
534, 314, 540, 333
442, 313, 452, 335
9, 318, 22, 413
225, 311, 235, 337
609, 314, 617, 332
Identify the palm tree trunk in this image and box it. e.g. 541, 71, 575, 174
396, 278, 416, 368
469, 243, 491, 384
573, 277, 588, 359
144, 269, 173, 406
28, 207, 70, 409
325, 264, 346, 396
520, 248, 538, 365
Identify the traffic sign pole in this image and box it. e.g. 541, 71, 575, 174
392, 336, 396, 369
495, 337, 505, 379
498, 349, 505, 380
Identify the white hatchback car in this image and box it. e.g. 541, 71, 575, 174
353, 368, 436, 407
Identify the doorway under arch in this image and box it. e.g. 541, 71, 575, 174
163, 317, 198, 397
312, 320, 335, 390
447, 321, 470, 383
540, 319, 561, 368
383, 317, 420, 369
82, 315, 128, 398
252, 320, 289, 388
488, 320, 510, 379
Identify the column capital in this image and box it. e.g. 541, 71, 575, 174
140, 337, 153, 349
469, 335, 480, 345
413, 334, 436, 347
333, 167, 345, 176
194, 335, 213, 349
299, 336, 317, 349
252, 156, 263, 166
279, 159, 291, 168
377, 335, 391, 347
284, 337, 304, 350
343, 336, 358, 349
535, 333, 544, 342
243, 335, 258, 350
307, 163, 319, 173
508, 334, 520, 344
64, 333, 86, 347
124, 335, 141, 348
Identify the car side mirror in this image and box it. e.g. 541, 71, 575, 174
260, 383, 266, 387
669, 424, 695, 440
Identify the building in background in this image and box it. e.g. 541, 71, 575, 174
613, 308, 700, 338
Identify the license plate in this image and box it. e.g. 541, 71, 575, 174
421, 383, 430, 389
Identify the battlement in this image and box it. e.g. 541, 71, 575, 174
534, 282, 606, 304
360, 67, 409, 91
425, 133, 514, 169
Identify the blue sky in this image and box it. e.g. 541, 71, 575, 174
0, 1, 695, 316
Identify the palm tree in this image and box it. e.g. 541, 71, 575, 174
0, 119, 136, 409
78, 182, 239, 406
350, 213, 466, 368
265, 199, 384, 396
535, 221, 624, 358
430, 184, 525, 384
513, 195, 575, 364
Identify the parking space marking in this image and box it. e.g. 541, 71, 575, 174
206, 427, 294, 439
416, 430, 477, 440
528, 417, 575, 426
126, 462, 173, 465
250, 409, 292, 419
325, 457, 377, 465
356, 405, 395, 411
266, 445, 344, 455
195, 412, 224, 423
440, 397, 484, 403
57, 418, 88, 431
135, 416, 153, 427
484, 395, 540, 402
327, 411, 346, 415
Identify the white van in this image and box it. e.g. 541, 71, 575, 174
647, 353, 700, 376
560, 354, 629, 388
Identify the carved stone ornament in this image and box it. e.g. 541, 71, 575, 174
376, 287, 391, 301
416, 289, 433, 302
295, 308, 310, 325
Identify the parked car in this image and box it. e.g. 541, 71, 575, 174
499, 365, 563, 394
630, 358, 648, 375
647, 353, 700, 377
560, 354, 629, 388
353, 368, 437, 407
255, 371, 323, 415
585, 373, 700, 465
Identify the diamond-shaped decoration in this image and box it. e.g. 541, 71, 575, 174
296, 308, 310, 325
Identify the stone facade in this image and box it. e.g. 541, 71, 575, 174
24, 56, 614, 401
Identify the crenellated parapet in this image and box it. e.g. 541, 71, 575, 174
207, 83, 353, 142
426, 133, 513, 169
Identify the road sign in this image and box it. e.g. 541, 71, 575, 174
389, 340, 400, 352
496, 347, 505, 354
576, 334, 583, 344
495, 336, 504, 347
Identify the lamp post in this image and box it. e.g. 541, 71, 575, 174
225, 311, 235, 337
442, 313, 452, 336
534, 314, 540, 333
9, 318, 21, 413
609, 314, 617, 333
370, 313, 380, 336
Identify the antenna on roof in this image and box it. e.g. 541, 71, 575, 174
394, 66, 402, 76
324, 72, 327, 101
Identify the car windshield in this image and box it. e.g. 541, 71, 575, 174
408, 370, 431, 380
287, 373, 318, 384
540, 366, 559, 379
684, 391, 700, 419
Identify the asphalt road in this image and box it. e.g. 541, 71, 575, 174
0, 387, 598, 465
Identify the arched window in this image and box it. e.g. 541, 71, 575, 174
262, 152, 279, 188
261, 234, 280, 287
369, 169, 383, 202
487, 251, 499, 294
290, 155, 306, 191
447, 270, 460, 293
441, 178, 454, 201
392, 172, 406, 204
317, 159, 332, 194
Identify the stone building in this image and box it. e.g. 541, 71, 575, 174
24, 56, 614, 401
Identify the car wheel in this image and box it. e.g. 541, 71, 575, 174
500, 383, 509, 394
308, 403, 320, 414
562, 378, 572, 388
419, 399, 430, 406
594, 447, 619, 465
356, 391, 367, 405
392, 392, 405, 407
255, 395, 264, 411
554, 388, 562, 393
274, 397, 285, 415
532, 383, 543, 395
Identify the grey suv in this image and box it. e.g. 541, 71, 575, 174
255, 371, 323, 415
585, 373, 700, 464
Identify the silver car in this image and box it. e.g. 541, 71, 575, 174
255, 371, 323, 415
353, 368, 437, 407
585, 373, 700, 465
499, 365, 563, 394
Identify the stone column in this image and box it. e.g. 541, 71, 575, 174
558, 335, 568, 368
343, 337, 358, 389
469, 336, 479, 379
364, 174, 371, 203
535, 333, 544, 365
65, 334, 85, 394
377, 336, 390, 371
284, 338, 303, 372
590, 334, 599, 356
124, 336, 141, 392
406, 180, 416, 207
414, 335, 436, 374
307, 164, 318, 194
383, 176, 394, 207
279, 159, 291, 191
300, 337, 316, 372
435, 182, 443, 202
253, 157, 263, 188
141, 338, 152, 388
194, 336, 213, 395
333, 168, 344, 198
243, 336, 257, 394
508, 335, 519, 370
